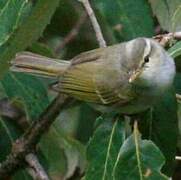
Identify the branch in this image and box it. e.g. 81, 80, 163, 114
0, 2, 106, 177
175, 156, 181, 160
176, 93, 181, 103
26, 153, 50, 180
153, 31, 181, 46
0, 94, 72, 179
79, 0, 107, 48
55, 13, 87, 55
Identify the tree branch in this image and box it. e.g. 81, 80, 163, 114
0, 94, 72, 179
26, 153, 50, 180
0, 2, 106, 178
153, 31, 181, 46
78, 0, 107, 48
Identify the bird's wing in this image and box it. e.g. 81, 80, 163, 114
54, 48, 134, 105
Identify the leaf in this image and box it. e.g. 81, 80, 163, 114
174, 73, 181, 93
92, 0, 154, 42
0, 0, 61, 78
148, 89, 177, 176
0, 116, 32, 179
76, 103, 100, 143
2, 72, 49, 120
85, 115, 126, 180
174, 73, 181, 153
85, 115, 168, 179
0, 118, 17, 162
0, 105, 86, 180
168, 42, 181, 72
0, 73, 85, 178
168, 41, 181, 58
0, 1, 8, 9
28, 42, 55, 58
0, 0, 32, 46
139, 88, 178, 176
12, 170, 33, 180
149, 0, 181, 32
177, 100, 181, 152
114, 123, 168, 180
40, 124, 86, 179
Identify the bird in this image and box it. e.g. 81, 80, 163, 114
11, 38, 175, 114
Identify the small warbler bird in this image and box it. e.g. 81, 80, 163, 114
11, 38, 175, 114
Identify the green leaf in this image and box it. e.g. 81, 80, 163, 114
40, 124, 86, 179
0, 1, 8, 9
149, 89, 177, 175
85, 115, 126, 180
28, 42, 55, 58
0, 118, 16, 162
92, 0, 154, 42
76, 103, 100, 143
114, 124, 168, 180
12, 170, 32, 180
174, 73, 181, 94
0, 0, 61, 78
139, 88, 178, 176
174, 73, 181, 153
149, 0, 181, 32
2, 72, 49, 120
0, 0, 31, 46
168, 41, 181, 58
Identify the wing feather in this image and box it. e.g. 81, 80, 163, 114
55, 48, 134, 105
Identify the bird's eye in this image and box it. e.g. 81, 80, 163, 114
144, 55, 149, 63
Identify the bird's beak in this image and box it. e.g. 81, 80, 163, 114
129, 69, 142, 83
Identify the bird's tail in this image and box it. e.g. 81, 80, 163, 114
11, 52, 71, 77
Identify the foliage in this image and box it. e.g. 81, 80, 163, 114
92, 0, 154, 43
0, 0, 180, 179
149, 0, 181, 32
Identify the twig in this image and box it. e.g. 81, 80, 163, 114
26, 153, 50, 180
55, 13, 87, 55
78, 0, 107, 48
175, 156, 181, 160
176, 93, 181, 102
153, 31, 181, 47
0, 99, 49, 179
0, 94, 72, 179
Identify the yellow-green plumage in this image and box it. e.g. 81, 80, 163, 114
11, 38, 175, 114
